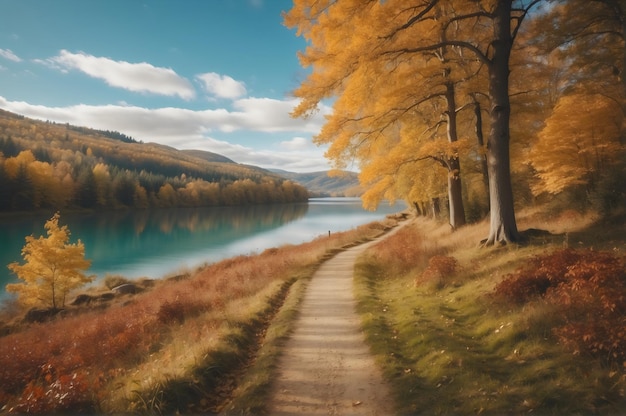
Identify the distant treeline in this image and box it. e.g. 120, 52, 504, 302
0, 114, 309, 211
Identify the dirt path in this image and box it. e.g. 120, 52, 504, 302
267, 226, 404, 415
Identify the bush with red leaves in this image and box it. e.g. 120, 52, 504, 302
494, 249, 626, 366
9, 364, 98, 414
416, 255, 457, 287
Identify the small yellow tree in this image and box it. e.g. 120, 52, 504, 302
7, 212, 92, 309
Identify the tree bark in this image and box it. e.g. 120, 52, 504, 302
471, 94, 490, 199
413, 201, 423, 216
602, 0, 626, 116
431, 197, 441, 218
483, 1, 521, 245
444, 81, 466, 230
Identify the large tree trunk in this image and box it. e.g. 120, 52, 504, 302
471, 94, 490, 199
483, 1, 521, 245
413, 201, 423, 216
431, 197, 441, 218
616, 0, 626, 97
444, 81, 466, 230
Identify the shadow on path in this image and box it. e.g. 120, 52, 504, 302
267, 225, 407, 415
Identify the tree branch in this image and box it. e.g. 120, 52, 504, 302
382, 0, 440, 39
443, 10, 493, 33
382, 40, 490, 65
511, 0, 543, 41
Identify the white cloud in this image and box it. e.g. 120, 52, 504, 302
0, 96, 332, 172
36, 50, 195, 100
230, 97, 330, 133
196, 72, 247, 99
0, 96, 328, 137
234, 147, 330, 172
0, 48, 22, 62
280, 137, 311, 150
175, 136, 329, 172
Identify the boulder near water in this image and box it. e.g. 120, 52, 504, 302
23, 307, 63, 323
111, 283, 141, 295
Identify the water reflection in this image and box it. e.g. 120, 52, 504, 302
1, 203, 308, 294
0, 198, 403, 299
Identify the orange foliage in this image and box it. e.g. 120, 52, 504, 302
494, 249, 626, 366
530, 94, 624, 195
7, 213, 92, 309
284, 0, 485, 212
369, 225, 424, 277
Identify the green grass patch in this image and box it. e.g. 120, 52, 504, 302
219, 267, 314, 414
354, 217, 626, 415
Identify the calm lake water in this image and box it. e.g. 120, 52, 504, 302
0, 198, 403, 301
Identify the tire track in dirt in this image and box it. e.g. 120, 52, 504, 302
268, 226, 405, 415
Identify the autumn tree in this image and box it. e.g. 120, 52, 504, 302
7, 212, 92, 309
530, 94, 624, 195
435, 1, 541, 244
285, 1, 476, 229
285, 1, 545, 242
536, 0, 624, 101
525, 0, 625, 211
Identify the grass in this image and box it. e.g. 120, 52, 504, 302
3, 207, 624, 414
0, 216, 398, 414
354, 212, 626, 415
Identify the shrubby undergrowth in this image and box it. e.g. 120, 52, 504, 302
354, 213, 626, 414
0, 219, 395, 413
495, 248, 626, 366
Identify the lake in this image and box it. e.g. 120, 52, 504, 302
0, 198, 404, 301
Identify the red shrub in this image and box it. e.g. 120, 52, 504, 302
417, 255, 458, 286
0, 305, 160, 413
494, 249, 626, 365
157, 299, 208, 324
9, 364, 98, 414
372, 227, 423, 276
494, 249, 583, 303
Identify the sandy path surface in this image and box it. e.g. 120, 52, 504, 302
267, 227, 403, 415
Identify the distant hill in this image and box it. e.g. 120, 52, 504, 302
0, 109, 275, 183
272, 169, 362, 197
181, 149, 236, 164
0, 109, 308, 211
0, 109, 366, 207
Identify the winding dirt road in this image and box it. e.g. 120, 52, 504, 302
267, 227, 404, 415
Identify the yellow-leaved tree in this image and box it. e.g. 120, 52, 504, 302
530, 94, 624, 195
7, 212, 92, 309
285, 0, 544, 243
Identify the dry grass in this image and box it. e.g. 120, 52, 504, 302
0, 217, 396, 413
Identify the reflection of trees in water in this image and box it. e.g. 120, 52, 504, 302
54, 204, 310, 270
80, 203, 309, 238
145, 203, 309, 235
0, 205, 310, 288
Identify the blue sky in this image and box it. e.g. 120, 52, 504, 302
0, 0, 333, 172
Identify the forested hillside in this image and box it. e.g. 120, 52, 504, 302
0, 110, 308, 211
271, 169, 362, 197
